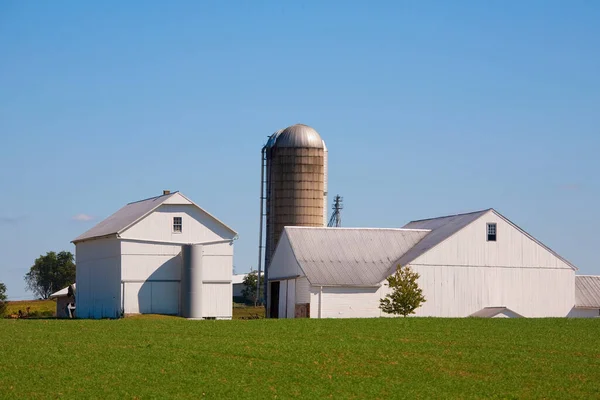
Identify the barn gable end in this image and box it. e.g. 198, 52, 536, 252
407, 209, 575, 270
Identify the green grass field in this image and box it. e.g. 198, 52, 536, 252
0, 318, 599, 399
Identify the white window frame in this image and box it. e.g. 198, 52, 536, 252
486, 223, 497, 242
173, 216, 183, 233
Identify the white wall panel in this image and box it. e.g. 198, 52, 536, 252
295, 277, 310, 304
278, 281, 288, 318
311, 286, 381, 319
151, 282, 179, 315
268, 233, 303, 280
75, 238, 121, 319
286, 279, 296, 318
120, 203, 235, 244
393, 265, 575, 317
202, 255, 233, 282
201, 283, 232, 318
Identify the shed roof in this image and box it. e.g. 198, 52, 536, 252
575, 276, 600, 308
49, 284, 75, 299
72, 192, 236, 243
469, 307, 524, 318
283, 227, 431, 286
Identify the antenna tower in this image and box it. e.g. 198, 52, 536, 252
327, 195, 343, 227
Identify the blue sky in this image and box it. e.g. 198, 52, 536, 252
1, 1, 598, 300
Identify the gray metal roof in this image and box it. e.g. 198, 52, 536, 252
270, 124, 324, 149
469, 307, 524, 318
575, 276, 600, 308
72, 192, 236, 243
397, 209, 491, 266
284, 227, 431, 286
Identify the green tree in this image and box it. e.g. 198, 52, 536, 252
379, 265, 426, 317
0, 282, 7, 316
242, 271, 264, 305
25, 251, 76, 299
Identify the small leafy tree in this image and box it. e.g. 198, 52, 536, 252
0, 282, 7, 316
380, 265, 426, 317
242, 271, 264, 306
25, 251, 76, 299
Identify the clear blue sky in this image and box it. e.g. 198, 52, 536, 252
1, 1, 598, 300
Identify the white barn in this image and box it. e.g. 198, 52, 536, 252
72, 191, 237, 319
267, 209, 593, 319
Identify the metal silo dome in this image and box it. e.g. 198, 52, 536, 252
273, 124, 324, 149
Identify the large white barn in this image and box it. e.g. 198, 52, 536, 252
267, 209, 599, 318
72, 191, 237, 319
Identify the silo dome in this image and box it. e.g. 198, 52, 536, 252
271, 124, 324, 149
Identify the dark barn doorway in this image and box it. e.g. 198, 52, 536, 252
269, 281, 280, 318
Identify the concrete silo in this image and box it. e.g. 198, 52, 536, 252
257, 124, 328, 311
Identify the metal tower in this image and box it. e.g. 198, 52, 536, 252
327, 195, 343, 227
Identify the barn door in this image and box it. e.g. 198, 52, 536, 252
269, 281, 280, 318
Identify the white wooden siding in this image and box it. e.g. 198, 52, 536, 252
410, 211, 574, 270
286, 279, 296, 318
390, 265, 574, 317
75, 238, 121, 319
119, 223, 233, 318
309, 286, 381, 319
295, 277, 310, 304
278, 281, 287, 318
400, 267, 575, 318
123, 281, 179, 315
201, 283, 232, 319
120, 204, 233, 244
306, 265, 575, 319
268, 232, 303, 280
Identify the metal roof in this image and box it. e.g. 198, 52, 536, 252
270, 124, 324, 149
469, 307, 524, 318
72, 191, 237, 243
575, 276, 600, 308
49, 284, 75, 299
397, 209, 491, 266
284, 227, 431, 286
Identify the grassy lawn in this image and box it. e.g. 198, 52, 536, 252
0, 318, 599, 399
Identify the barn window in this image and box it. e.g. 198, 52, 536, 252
487, 223, 497, 241
173, 217, 182, 233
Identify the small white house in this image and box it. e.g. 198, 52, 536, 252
267, 209, 589, 319
72, 191, 237, 319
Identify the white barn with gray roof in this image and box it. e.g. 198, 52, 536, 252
72, 191, 237, 319
267, 209, 592, 318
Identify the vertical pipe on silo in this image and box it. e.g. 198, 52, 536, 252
323, 140, 328, 226
257, 146, 266, 308
180, 244, 203, 319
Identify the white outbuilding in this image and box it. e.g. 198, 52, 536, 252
49, 284, 76, 318
267, 209, 590, 318
72, 191, 237, 319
